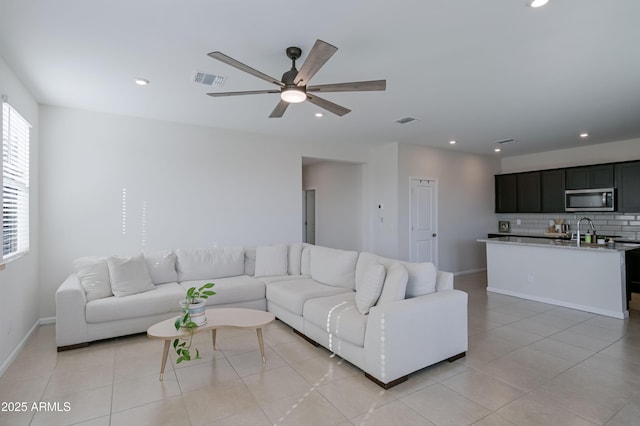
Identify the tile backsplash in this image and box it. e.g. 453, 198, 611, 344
494, 212, 640, 241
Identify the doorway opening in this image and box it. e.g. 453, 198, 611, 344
303, 189, 316, 244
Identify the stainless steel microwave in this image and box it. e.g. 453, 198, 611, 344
565, 188, 615, 212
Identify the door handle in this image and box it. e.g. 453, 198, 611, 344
432, 233, 437, 237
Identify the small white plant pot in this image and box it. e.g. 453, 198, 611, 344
179, 299, 207, 326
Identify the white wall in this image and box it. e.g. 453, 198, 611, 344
368, 143, 399, 258
0, 56, 40, 372
501, 138, 640, 173
397, 144, 500, 273
302, 161, 363, 251
38, 106, 371, 318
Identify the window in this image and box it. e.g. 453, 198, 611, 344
1, 98, 30, 261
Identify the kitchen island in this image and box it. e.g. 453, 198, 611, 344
478, 236, 640, 319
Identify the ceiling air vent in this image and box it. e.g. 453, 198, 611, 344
394, 116, 419, 125
193, 72, 225, 87
495, 138, 517, 145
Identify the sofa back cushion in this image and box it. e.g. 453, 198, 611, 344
73, 256, 113, 301
255, 244, 289, 277
143, 250, 178, 284
176, 247, 245, 281
309, 245, 359, 289
376, 262, 409, 306
300, 245, 312, 275
288, 243, 304, 275
107, 254, 155, 297
244, 247, 257, 276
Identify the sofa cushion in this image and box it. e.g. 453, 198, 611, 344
180, 275, 265, 305
73, 256, 113, 301
304, 293, 367, 347
355, 263, 386, 314
309, 245, 359, 289
244, 247, 256, 276
300, 245, 312, 275
86, 282, 183, 323
255, 244, 288, 277
107, 254, 156, 297
288, 243, 304, 275
357, 252, 436, 298
176, 247, 245, 281
377, 262, 408, 306
144, 250, 178, 284
266, 278, 352, 315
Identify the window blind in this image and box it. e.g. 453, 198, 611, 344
2, 99, 30, 261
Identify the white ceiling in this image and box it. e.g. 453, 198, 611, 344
1, 0, 639, 157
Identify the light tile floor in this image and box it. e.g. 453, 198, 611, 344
2, 272, 640, 425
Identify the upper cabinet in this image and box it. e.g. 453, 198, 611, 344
495, 172, 541, 213
495, 174, 517, 213
615, 161, 640, 212
565, 164, 614, 189
517, 172, 541, 213
541, 169, 565, 212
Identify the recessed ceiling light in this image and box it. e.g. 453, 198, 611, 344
315, 113, 324, 118
580, 132, 589, 138
449, 140, 456, 145
527, 0, 549, 8
135, 78, 149, 86
494, 148, 502, 153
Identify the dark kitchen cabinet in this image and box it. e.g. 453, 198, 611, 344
495, 172, 541, 213
566, 164, 614, 189
495, 174, 517, 213
517, 172, 541, 212
616, 161, 640, 212
541, 169, 565, 212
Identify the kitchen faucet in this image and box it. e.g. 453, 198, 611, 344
576, 217, 595, 247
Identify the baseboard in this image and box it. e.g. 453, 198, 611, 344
0, 318, 40, 377
40, 316, 56, 325
0, 317, 57, 377
454, 268, 486, 277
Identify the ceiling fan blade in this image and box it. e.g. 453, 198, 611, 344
307, 80, 386, 93
269, 99, 290, 118
208, 51, 284, 87
293, 40, 338, 86
207, 89, 280, 97
306, 94, 351, 116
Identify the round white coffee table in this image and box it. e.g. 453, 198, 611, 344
147, 307, 275, 380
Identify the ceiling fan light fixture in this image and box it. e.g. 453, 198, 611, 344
527, 0, 549, 8
281, 87, 306, 103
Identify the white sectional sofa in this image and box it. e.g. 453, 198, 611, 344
56, 243, 467, 388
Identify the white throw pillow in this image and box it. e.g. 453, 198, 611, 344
107, 254, 155, 297
255, 244, 288, 277
73, 257, 113, 301
143, 250, 177, 284
377, 262, 409, 306
355, 263, 386, 314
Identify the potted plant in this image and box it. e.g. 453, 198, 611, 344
173, 282, 216, 363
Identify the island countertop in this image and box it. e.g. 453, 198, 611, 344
479, 236, 640, 252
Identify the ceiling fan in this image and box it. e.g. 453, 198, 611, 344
206, 39, 386, 118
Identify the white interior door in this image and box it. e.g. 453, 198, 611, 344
303, 189, 316, 244
410, 178, 437, 264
